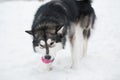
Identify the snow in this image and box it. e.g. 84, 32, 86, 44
0, 0, 120, 80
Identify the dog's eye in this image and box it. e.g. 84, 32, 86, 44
39, 40, 45, 49
50, 42, 54, 45
40, 44, 44, 49
50, 41, 56, 47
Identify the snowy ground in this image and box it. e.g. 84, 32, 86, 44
0, 0, 120, 80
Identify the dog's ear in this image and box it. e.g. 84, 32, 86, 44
57, 26, 64, 34
25, 30, 33, 35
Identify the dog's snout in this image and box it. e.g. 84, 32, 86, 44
44, 55, 51, 60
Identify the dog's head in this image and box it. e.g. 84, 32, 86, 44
26, 22, 66, 64
25, 1, 70, 64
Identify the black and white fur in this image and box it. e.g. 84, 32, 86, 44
26, 0, 96, 70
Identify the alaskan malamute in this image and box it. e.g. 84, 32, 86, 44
26, 0, 96, 70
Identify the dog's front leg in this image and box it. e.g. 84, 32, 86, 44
71, 26, 85, 69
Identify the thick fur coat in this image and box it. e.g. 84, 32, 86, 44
26, 0, 96, 70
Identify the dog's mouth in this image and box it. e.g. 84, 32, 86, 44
41, 57, 54, 64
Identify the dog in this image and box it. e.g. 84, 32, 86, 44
26, 0, 96, 70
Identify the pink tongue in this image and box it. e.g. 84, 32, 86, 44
41, 57, 53, 64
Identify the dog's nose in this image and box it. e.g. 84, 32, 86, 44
44, 55, 51, 60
